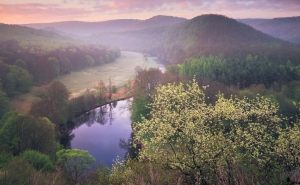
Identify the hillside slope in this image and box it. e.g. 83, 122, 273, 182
91, 14, 300, 64
130, 15, 187, 30
238, 17, 300, 45
0, 23, 85, 53
23, 15, 186, 37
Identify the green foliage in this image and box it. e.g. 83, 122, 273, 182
31, 81, 71, 125
79, 164, 111, 185
0, 24, 121, 88
110, 158, 183, 185
130, 96, 151, 124
0, 152, 13, 168
134, 79, 295, 184
21, 150, 55, 171
0, 157, 36, 185
239, 83, 299, 117
35, 81, 70, 109
85, 55, 95, 66
15, 59, 27, 69
112, 85, 117, 93
56, 149, 96, 184
47, 57, 60, 77
0, 89, 9, 119
166, 64, 180, 73
179, 55, 299, 89
0, 112, 58, 157
0, 62, 33, 97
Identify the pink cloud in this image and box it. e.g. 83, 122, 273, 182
1, 0, 300, 24
93, 0, 201, 13
179, 2, 189, 9
92, 0, 300, 13
0, 3, 91, 23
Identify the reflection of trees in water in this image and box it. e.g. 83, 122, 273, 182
60, 121, 76, 148
61, 99, 133, 150
74, 102, 117, 127
60, 102, 117, 148
119, 132, 141, 160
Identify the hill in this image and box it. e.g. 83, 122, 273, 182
22, 15, 186, 37
238, 17, 300, 45
0, 23, 86, 53
160, 14, 293, 63
23, 19, 140, 37
91, 14, 300, 64
129, 15, 187, 30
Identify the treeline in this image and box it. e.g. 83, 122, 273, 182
0, 79, 121, 184
0, 40, 120, 101
0, 111, 98, 184
179, 55, 300, 89
0, 39, 120, 84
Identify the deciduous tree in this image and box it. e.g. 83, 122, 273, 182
134, 79, 284, 184
56, 149, 95, 184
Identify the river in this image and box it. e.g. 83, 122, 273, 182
70, 56, 166, 167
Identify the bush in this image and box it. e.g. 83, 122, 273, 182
22, 150, 55, 171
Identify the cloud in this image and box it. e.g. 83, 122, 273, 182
93, 0, 200, 13
91, 0, 300, 14
0, 3, 91, 23
0, 0, 299, 24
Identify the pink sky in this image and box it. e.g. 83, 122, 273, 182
1, 0, 300, 24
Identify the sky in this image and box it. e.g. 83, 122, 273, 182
1, 0, 300, 24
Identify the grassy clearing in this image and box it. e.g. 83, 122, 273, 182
58, 51, 157, 97
10, 51, 158, 113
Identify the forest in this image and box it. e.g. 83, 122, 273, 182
1, 14, 300, 184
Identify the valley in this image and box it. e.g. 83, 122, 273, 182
1, 10, 300, 184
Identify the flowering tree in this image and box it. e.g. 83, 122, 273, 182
134, 79, 286, 184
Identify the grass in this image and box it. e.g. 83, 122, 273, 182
10, 51, 158, 113
57, 51, 157, 97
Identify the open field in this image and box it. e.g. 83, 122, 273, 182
10, 51, 158, 113
58, 51, 157, 96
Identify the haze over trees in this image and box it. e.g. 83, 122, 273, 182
239, 16, 300, 45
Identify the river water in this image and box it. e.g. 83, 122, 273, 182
70, 57, 165, 167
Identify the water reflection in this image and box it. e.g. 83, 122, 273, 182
119, 132, 141, 160
69, 99, 132, 167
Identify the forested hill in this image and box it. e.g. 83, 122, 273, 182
156, 14, 293, 63
0, 23, 120, 97
91, 14, 300, 64
23, 19, 141, 37
238, 17, 300, 45
129, 15, 187, 30
22, 15, 186, 37
0, 23, 84, 53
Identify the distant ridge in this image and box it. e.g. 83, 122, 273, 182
20, 14, 300, 65
23, 19, 141, 36
22, 15, 186, 37
129, 15, 187, 30
238, 16, 300, 45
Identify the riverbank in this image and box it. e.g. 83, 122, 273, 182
10, 51, 158, 113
